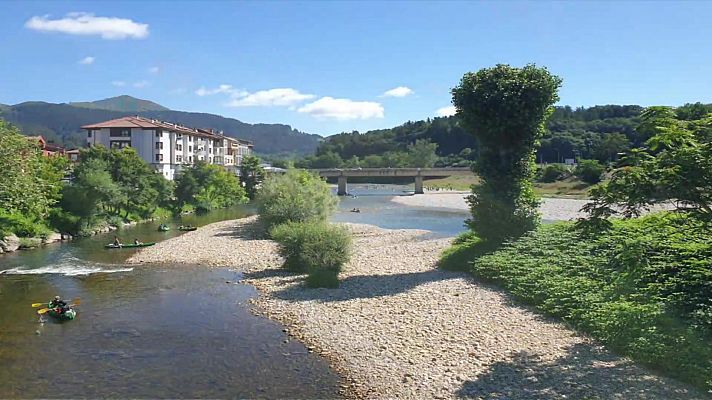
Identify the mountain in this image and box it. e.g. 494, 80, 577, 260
69, 95, 169, 112
0, 96, 321, 154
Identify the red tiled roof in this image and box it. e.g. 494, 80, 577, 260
81, 116, 254, 143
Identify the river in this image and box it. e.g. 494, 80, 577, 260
0, 185, 468, 398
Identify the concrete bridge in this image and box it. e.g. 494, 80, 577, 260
311, 167, 473, 195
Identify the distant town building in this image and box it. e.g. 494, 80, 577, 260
82, 116, 253, 180
26, 135, 65, 157
65, 148, 81, 164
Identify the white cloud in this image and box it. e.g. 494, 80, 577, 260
132, 80, 150, 88
111, 81, 126, 87
79, 56, 94, 65
382, 86, 413, 98
148, 66, 160, 74
298, 97, 384, 120
25, 12, 149, 40
436, 106, 457, 117
195, 84, 235, 96
227, 88, 315, 107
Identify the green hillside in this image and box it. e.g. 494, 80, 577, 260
0, 96, 321, 154
69, 95, 169, 112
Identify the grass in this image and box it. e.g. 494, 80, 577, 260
424, 175, 593, 198
440, 213, 712, 391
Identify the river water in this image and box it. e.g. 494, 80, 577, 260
0, 185, 468, 398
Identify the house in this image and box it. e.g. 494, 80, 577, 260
65, 149, 81, 164
81, 116, 253, 180
26, 135, 65, 157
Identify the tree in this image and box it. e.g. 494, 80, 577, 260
175, 162, 247, 212
593, 133, 629, 163
257, 169, 337, 229
583, 106, 712, 221
0, 120, 66, 220
452, 64, 562, 242
407, 139, 438, 167
240, 155, 265, 199
574, 159, 605, 184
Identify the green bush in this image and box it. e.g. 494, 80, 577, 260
444, 213, 712, 390
574, 159, 605, 184
48, 209, 81, 234
257, 169, 337, 230
270, 221, 352, 287
537, 164, 570, 183
0, 212, 52, 238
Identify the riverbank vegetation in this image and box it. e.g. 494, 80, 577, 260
257, 169, 351, 287
0, 118, 251, 247
440, 65, 712, 391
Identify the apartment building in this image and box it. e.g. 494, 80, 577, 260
82, 116, 253, 180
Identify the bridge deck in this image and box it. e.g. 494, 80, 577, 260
311, 167, 472, 177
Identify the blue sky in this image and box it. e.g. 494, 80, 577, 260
1, 1, 711, 136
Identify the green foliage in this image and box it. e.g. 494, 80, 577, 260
452, 64, 562, 243
0, 212, 52, 238
175, 161, 247, 212
537, 164, 570, 183
444, 213, 712, 390
47, 209, 81, 234
257, 169, 337, 229
270, 221, 352, 287
240, 155, 265, 199
574, 159, 605, 184
406, 139, 438, 167
584, 106, 712, 220
0, 120, 67, 221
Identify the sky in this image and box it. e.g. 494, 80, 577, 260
1, 1, 711, 136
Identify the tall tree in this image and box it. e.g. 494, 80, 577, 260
407, 139, 438, 167
452, 64, 562, 242
240, 155, 265, 199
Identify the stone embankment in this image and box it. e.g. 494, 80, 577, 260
129, 216, 704, 399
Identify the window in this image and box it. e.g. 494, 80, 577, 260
176, 144, 182, 151
110, 141, 130, 149
176, 134, 183, 140
188, 146, 192, 152
155, 142, 163, 150
189, 136, 193, 142
209, 157, 212, 163
155, 154, 163, 162
176, 155, 183, 162
110, 128, 131, 137
189, 156, 193, 162
155, 130, 162, 138
209, 148, 213, 154
87, 130, 93, 138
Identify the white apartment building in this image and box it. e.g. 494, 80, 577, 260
82, 116, 253, 180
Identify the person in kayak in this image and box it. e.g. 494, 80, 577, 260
113, 236, 122, 247
133, 238, 142, 245
49, 296, 69, 314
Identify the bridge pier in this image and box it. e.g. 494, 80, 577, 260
337, 176, 348, 196
414, 175, 424, 194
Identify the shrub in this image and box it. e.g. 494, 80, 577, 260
537, 164, 570, 183
0, 212, 52, 238
257, 169, 337, 230
48, 209, 81, 234
574, 159, 605, 184
445, 213, 712, 390
271, 221, 352, 287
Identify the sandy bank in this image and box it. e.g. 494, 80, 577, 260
128, 217, 703, 399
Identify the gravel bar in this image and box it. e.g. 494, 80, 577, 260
128, 216, 705, 399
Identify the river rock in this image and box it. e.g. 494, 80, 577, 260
0, 235, 20, 252
43, 232, 63, 244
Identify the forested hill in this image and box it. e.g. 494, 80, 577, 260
0, 96, 321, 154
317, 103, 712, 165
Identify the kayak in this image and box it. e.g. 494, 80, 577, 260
104, 242, 156, 249
47, 303, 76, 320
178, 226, 197, 231
158, 226, 170, 231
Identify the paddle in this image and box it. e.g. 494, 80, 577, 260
36, 298, 81, 314
32, 298, 80, 308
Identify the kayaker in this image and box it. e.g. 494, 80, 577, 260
113, 236, 122, 247
49, 296, 69, 314
133, 238, 142, 245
